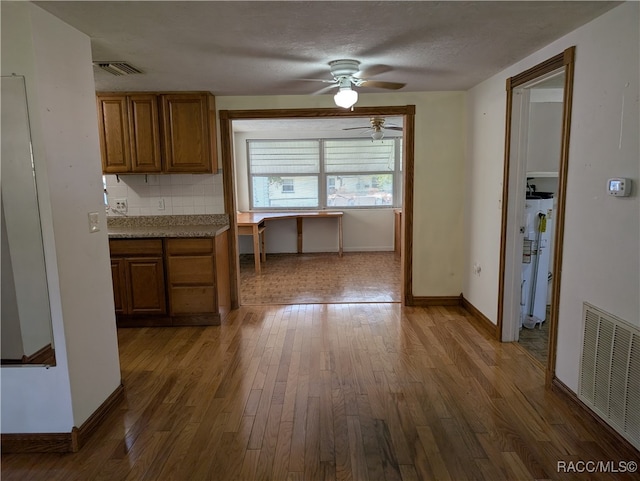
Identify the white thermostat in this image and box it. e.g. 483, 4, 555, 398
607, 177, 632, 197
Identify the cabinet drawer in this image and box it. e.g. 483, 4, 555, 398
167, 256, 214, 285
109, 239, 163, 256
169, 286, 216, 314
165, 238, 213, 255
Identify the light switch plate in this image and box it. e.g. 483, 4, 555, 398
88, 212, 100, 233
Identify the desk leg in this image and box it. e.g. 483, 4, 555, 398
297, 218, 303, 254
260, 228, 266, 262
252, 225, 261, 274
338, 216, 343, 257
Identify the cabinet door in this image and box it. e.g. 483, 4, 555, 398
161, 94, 212, 173
128, 95, 162, 173
125, 257, 167, 315
97, 95, 131, 173
110, 258, 128, 315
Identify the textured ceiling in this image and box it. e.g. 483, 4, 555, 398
36, 1, 618, 96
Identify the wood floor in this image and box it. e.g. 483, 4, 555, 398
240, 252, 401, 305
2, 304, 636, 480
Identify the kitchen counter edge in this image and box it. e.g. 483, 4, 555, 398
108, 223, 229, 239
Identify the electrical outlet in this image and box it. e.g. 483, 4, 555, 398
473, 263, 482, 276
114, 198, 128, 214
157, 198, 165, 210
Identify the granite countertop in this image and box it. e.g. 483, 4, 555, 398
107, 214, 229, 238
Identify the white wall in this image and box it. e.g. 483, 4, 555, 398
104, 173, 225, 216
218, 91, 466, 296
526, 101, 563, 174
1, 3, 121, 432
465, 2, 639, 392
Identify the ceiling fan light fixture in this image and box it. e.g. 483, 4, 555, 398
371, 130, 384, 141
334, 87, 358, 109
334, 77, 358, 108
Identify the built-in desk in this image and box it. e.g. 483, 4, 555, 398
237, 211, 344, 273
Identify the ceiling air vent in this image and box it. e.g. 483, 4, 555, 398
93, 62, 142, 76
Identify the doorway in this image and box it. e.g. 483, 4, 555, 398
233, 117, 404, 305
498, 48, 575, 383
218, 106, 416, 309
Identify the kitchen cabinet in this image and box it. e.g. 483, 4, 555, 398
161, 94, 215, 173
110, 258, 127, 315
96, 95, 131, 173
96, 92, 217, 174
109, 239, 167, 317
108, 232, 230, 327
129, 94, 163, 173
165, 238, 217, 316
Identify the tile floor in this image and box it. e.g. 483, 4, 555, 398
518, 315, 550, 364
239, 251, 401, 305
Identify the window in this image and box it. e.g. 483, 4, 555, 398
248, 140, 319, 208
281, 179, 295, 193
248, 138, 402, 209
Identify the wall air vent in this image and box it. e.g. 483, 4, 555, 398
578, 302, 640, 450
93, 62, 142, 76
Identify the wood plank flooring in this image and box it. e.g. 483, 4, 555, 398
2, 304, 637, 480
239, 252, 401, 304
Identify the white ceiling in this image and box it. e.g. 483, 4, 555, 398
36, 1, 618, 96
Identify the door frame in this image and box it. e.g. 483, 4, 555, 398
497, 47, 575, 386
218, 105, 416, 309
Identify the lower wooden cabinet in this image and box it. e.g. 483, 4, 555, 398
110, 256, 167, 315
125, 257, 167, 315
165, 238, 216, 316
110, 258, 127, 315
108, 233, 229, 327
109, 239, 166, 317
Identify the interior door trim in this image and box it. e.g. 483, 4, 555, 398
497, 47, 575, 387
218, 106, 416, 309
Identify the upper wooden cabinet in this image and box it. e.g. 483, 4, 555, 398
97, 96, 131, 173
129, 94, 162, 173
161, 94, 213, 173
96, 92, 217, 174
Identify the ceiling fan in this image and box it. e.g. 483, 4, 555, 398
307, 59, 406, 109
343, 117, 403, 140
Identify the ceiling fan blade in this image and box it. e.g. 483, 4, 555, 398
342, 126, 371, 131
359, 80, 406, 90
300, 78, 337, 83
385, 126, 404, 131
355, 64, 392, 78
311, 84, 339, 95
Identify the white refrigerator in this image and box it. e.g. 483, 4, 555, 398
521, 197, 554, 328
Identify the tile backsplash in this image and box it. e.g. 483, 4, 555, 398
104, 174, 225, 217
